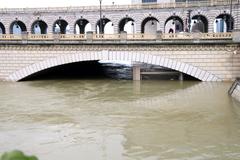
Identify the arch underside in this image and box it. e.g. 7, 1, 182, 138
7, 52, 221, 82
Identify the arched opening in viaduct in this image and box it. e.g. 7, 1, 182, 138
31, 20, 48, 34
74, 18, 91, 34
141, 16, 159, 34
0, 22, 6, 34
96, 18, 114, 34
164, 16, 184, 33
191, 15, 208, 33
10, 20, 27, 34
21, 61, 107, 81
53, 19, 70, 34
118, 17, 136, 34
214, 14, 234, 32
7, 52, 219, 82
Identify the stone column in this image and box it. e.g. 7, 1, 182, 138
86, 31, 93, 41
90, 23, 96, 33
68, 23, 75, 34
179, 72, 184, 81
47, 24, 53, 34
135, 21, 142, 34
133, 64, 141, 81
156, 30, 162, 40
120, 31, 127, 42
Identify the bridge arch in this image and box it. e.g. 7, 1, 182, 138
53, 18, 69, 34
164, 15, 184, 33
214, 13, 234, 32
7, 51, 220, 82
0, 22, 6, 34
10, 20, 27, 34
118, 17, 135, 34
31, 20, 48, 34
74, 18, 91, 34
191, 15, 208, 33
141, 16, 159, 34
96, 17, 113, 34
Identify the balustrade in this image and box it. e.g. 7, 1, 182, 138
0, 32, 233, 41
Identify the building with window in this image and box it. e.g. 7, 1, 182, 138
132, 0, 173, 4
132, 0, 206, 4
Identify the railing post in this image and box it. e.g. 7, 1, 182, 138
120, 31, 127, 42
156, 30, 162, 41
21, 31, 28, 41
232, 30, 240, 42
86, 31, 93, 42
53, 33, 60, 41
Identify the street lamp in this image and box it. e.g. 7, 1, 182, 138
99, 0, 103, 34
187, 9, 192, 32
229, 0, 233, 32
15, 18, 19, 29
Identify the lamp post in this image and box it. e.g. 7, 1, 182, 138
187, 9, 192, 32
229, 0, 233, 32
99, 0, 103, 34
131, 22, 134, 34
15, 18, 19, 29
58, 17, 61, 34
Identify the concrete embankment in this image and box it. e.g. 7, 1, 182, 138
229, 78, 240, 102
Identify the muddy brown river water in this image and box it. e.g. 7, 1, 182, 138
0, 80, 240, 160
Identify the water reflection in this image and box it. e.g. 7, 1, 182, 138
0, 80, 239, 160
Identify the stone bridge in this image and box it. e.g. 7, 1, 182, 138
0, 32, 239, 82
0, 1, 239, 82
0, 0, 239, 35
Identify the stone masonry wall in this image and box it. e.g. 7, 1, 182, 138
0, 44, 239, 82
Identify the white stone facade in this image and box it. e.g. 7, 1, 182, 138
0, 3, 239, 34
0, 44, 239, 82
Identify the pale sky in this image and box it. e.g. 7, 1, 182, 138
0, 0, 131, 8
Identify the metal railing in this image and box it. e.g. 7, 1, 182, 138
0, 32, 233, 41
228, 78, 240, 95
0, 0, 238, 13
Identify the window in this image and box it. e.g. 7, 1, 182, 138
142, 0, 157, 3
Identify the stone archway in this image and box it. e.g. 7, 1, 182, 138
96, 17, 113, 34
214, 14, 234, 32
7, 51, 220, 82
75, 18, 91, 34
141, 16, 159, 34
0, 22, 6, 34
53, 19, 69, 34
10, 20, 27, 34
118, 17, 135, 34
164, 16, 184, 33
31, 20, 48, 34
191, 15, 208, 33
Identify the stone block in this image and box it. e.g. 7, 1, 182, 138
86, 31, 93, 41
233, 31, 240, 42
120, 31, 127, 42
